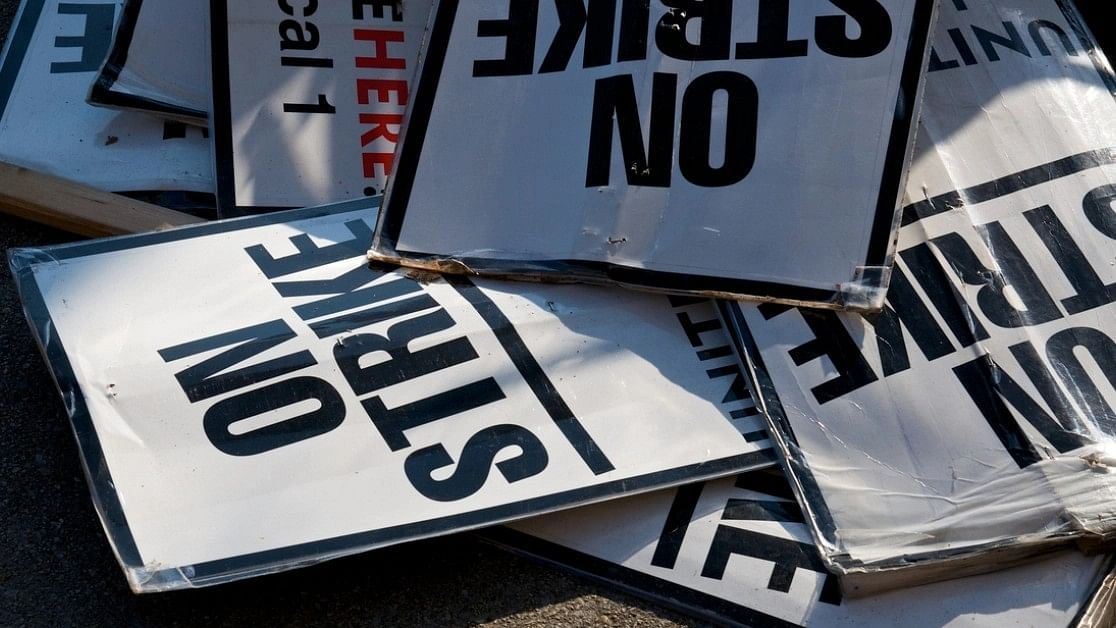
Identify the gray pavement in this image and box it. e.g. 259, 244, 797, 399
0, 5, 697, 627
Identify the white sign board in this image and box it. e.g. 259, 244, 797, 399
210, 0, 431, 215
728, 0, 1116, 594
0, 0, 213, 197
494, 471, 1115, 627
89, 0, 208, 125
369, 0, 938, 309
10, 200, 775, 592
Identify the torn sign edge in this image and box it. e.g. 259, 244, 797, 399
87, 0, 209, 127
367, 0, 940, 312
7, 197, 779, 593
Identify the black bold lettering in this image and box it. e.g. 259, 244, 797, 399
954, 352, 1087, 468
1028, 19, 1078, 57
931, 230, 1062, 329
585, 73, 676, 187
1046, 327, 1116, 436
279, 0, 318, 17
973, 22, 1030, 62
364, 378, 506, 451
204, 376, 345, 456
279, 19, 321, 51
336, 308, 480, 395
763, 308, 877, 404
1084, 184, 1116, 240
158, 319, 316, 403
656, 0, 732, 61
678, 71, 758, 187
51, 4, 115, 74
617, 0, 650, 61
539, 0, 615, 72
701, 527, 841, 605
473, 0, 539, 77
815, 0, 892, 58
863, 265, 955, 377
283, 94, 336, 114
1025, 205, 1116, 315
900, 242, 990, 347
735, 0, 807, 59
650, 483, 704, 569
404, 424, 549, 501
245, 219, 373, 279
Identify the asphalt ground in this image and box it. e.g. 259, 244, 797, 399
0, 4, 695, 627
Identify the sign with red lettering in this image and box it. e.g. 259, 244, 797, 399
210, 0, 432, 215
492, 471, 1115, 627
369, 0, 937, 309
10, 199, 775, 592
726, 0, 1116, 594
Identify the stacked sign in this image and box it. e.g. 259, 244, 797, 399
8, 0, 1116, 624
724, 0, 1116, 595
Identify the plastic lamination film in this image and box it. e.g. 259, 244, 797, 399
0, 0, 213, 196
9, 198, 775, 592
489, 469, 1116, 627
727, 0, 1116, 595
88, 0, 209, 125
368, 0, 938, 309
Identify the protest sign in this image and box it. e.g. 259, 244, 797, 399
369, 0, 937, 309
727, 0, 1116, 593
89, 0, 208, 125
210, 0, 431, 215
10, 199, 775, 592
0, 0, 212, 201
493, 471, 1115, 627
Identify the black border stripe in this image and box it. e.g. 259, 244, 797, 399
445, 275, 615, 475
11, 200, 777, 589
208, 0, 250, 217
0, 0, 47, 118
481, 527, 801, 628
88, 0, 208, 123
728, 0, 1116, 574
901, 147, 1116, 226
374, 0, 938, 307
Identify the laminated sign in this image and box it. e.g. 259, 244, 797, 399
89, 0, 209, 125
369, 0, 938, 309
210, 0, 432, 215
726, 0, 1116, 594
0, 0, 213, 196
491, 471, 1116, 627
10, 200, 775, 592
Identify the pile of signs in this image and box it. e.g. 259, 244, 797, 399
4, 0, 1116, 625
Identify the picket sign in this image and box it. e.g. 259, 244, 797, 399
727, 0, 1116, 594
10, 198, 775, 592
210, 0, 432, 215
492, 470, 1115, 627
368, 0, 938, 309
89, 0, 208, 125
0, 0, 213, 199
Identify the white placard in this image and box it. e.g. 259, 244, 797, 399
729, 0, 1116, 593
210, 0, 431, 215
370, 0, 938, 309
89, 0, 208, 125
497, 471, 1114, 627
10, 199, 775, 592
0, 0, 212, 194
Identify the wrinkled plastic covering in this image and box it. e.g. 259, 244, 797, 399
0, 0, 213, 194
88, 0, 208, 125
491, 470, 1115, 627
8, 198, 776, 592
211, 0, 432, 215
367, 0, 938, 309
727, 0, 1116, 595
